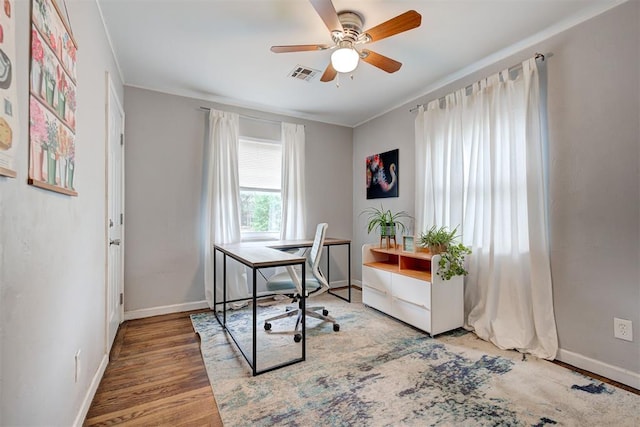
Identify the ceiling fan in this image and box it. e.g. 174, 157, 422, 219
270, 0, 422, 82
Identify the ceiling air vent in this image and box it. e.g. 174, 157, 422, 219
289, 65, 320, 82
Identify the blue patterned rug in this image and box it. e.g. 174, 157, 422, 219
191, 290, 639, 426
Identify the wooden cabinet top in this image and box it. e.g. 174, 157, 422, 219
370, 246, 434, 261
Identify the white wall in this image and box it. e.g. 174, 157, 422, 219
122, 87, 353, 314
352, 1, 639, 385
0, 1, 123, 425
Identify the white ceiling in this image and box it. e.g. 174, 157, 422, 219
97, 0, 621, 127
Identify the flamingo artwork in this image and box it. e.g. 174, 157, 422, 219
366, 149, 399, 199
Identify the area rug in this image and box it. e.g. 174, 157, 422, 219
191, 291, 640, 426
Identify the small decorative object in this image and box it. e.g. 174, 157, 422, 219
28, 0, 78, 195
366, 148, 399, 199
419, 225, 472, 280
402, 235, 415, 252
361, 204, 412, 248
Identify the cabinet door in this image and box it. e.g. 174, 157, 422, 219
392, 274, 431, 333
362, 266, 392, 313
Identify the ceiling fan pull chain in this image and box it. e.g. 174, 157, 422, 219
336, 73, 340, 88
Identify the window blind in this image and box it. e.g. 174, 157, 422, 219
238, 138, 282, 190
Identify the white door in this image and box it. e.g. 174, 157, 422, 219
106, 73, 125, 353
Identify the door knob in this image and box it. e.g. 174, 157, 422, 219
109, 239, 121, 246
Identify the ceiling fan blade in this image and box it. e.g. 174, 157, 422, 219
320, 62, 337, 82
271, 44, 330, 53
363, 10, 422, 42
361, 49, 402, 73
309, 0, 343, 33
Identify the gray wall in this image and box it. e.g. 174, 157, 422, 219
123, 87, 353, 313
353, 1, 639, 381
0, 1, 124, 425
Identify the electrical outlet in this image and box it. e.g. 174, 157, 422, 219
614, 318, 633, 342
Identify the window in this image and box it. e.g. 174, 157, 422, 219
238, 137, 282, 240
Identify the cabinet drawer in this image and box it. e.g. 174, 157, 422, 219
392, 296, 431, 332
362, 266, 392, 313
392, 273, 431, 309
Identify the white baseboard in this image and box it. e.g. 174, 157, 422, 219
557, 348, 640, 390
124, 300, 210, 321
73, 354, 108, 427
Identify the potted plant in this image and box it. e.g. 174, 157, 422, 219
419, 225, 471, 280
361, 205, 412, 241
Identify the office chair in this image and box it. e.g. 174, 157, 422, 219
263, 223, 340, 342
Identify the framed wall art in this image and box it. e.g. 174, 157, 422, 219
28, 0, 77, 195
402, 235, 415, 253
366, 148, 398, 199
0, 0, 18, 178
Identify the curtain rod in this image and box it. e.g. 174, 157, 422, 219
409, 53, 546, 113
199, 106, 283, 126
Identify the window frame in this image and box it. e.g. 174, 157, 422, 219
238, 136, 282, 242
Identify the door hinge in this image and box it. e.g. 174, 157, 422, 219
120, 213, 124, 225
120, 133, 124, 146
119, 293, 124, 305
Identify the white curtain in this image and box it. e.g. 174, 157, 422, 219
203, 109, 247, 309
415, 58, 558, 359
280, 122, 306, 240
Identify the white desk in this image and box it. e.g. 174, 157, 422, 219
213, 243, 307, 376
213, 237, 351, 376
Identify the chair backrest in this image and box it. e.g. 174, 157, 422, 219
307, 223, 329, 294
308, 223, 327, 271
281, 223, 328, 296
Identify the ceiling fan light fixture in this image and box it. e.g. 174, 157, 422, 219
331, 47, 359, 73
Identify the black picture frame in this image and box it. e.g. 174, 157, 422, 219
366, 148, 398, 199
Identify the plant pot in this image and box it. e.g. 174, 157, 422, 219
31, 61, 42, 94
428, 244, 447, 255
57, 94, 65, 117
380, 223, 395, 237
67, 161, 74, 189
46, 150, 56, 185
45, 79, 55, 106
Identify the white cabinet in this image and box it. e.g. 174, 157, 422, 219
361, 244, 464, 336
362, 266, 392, 313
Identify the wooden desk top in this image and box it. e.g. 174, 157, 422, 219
214, 243, 305, 268
214, 237, 350, 268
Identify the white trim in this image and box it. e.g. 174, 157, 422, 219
124, 301, 210, 321
94, 0, 125, 83
556, 348, 640, 390
73, 354, 108, 427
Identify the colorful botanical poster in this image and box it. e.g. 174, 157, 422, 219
366, 148, 399, 199
29, 0, 77, 195
0, 0, 18, 178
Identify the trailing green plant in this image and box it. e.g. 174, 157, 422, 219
360, 204, 412, 236
437, 242, 472, 280
419, 225, 472, 280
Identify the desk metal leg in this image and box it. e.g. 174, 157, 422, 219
252, 267, 257, 377
327, 242, 352, 303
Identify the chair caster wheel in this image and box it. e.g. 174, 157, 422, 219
294, 333, 302, 343
264, 322, 271, 331
333, 323, 340, 332
322, 309, 329, 316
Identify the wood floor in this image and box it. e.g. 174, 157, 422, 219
84, 311, 223, 426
